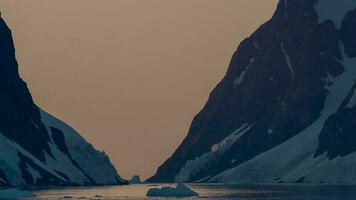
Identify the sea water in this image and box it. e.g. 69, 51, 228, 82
28, 184, 356, 200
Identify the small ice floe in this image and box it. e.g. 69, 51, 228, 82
146, 183, 198, 197
0, 189, 35, 199
148, 184, 159, 187
60, 196, 73, 199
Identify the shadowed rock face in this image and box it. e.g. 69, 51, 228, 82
316, 84, 356, 159
149, 0, 356, 183
313, 7, 356, 161
0, 17, 52, 162
0, 16, 126, 186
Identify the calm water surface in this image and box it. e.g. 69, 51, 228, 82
28, 184, 356, 200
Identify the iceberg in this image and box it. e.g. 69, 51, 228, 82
129, 175, 142, 184
146, 183, 198, 197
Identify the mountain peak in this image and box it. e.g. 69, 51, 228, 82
149, 0, 356, 184
0, 15, 126, 186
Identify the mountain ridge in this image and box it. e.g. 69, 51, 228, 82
149, 0, 356, 183
0, 15, 126, 187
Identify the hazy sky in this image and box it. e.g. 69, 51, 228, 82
1, 0, 277, 179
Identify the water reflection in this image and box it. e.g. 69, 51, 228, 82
28, 184, 356, 200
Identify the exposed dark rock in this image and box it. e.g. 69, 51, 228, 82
0, 17, 53, 162
149, 0, 356, 183
316, 84, 356, 159
0, 16, 126, 186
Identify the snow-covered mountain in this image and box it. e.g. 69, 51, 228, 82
148, 0, 356, 184
0, 16, 126, 186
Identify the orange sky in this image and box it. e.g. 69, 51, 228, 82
1, 0, 277, 179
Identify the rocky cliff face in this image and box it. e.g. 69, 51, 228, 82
149, 0, 356, 183
0, 16, 126, 187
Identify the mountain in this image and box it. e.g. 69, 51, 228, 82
129, 175, 143, 184
148, 0, 356, 184
0, 16, 126, 187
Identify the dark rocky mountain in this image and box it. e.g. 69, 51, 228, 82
149, 0, 356, 183
0, 16, 126, 187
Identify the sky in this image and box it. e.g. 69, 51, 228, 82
1, 0, 277, 180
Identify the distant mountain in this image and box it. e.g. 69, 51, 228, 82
0, 16, 126, 186
149, 0, 356, 184
129, 175, 143, 184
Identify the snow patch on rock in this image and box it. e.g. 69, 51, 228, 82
44, 149, 88, 184
40, 109, 125, 185
253, 41, 260, 49
0, 133, 66, 185
281, 43, 295, 75
346, 88, 356, 108
26, 164, 41, 184
175, 124, 252, 182
0, 109, 125, 186
0, 135, 21, 186
211, 43, 356, 184
210, 124, 252, 153
233, 58, 255, 86
267, 129, 274, 135
315, 0, 356, 29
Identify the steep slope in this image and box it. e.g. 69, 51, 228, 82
0, 16, 126, 186
149, 0, 356, 183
